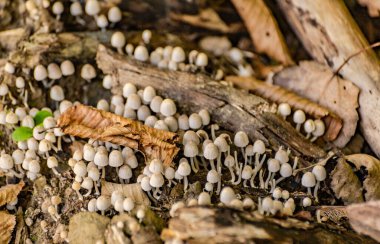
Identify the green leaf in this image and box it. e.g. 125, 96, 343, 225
12, 127, 33, 142
34, 110, 53, 126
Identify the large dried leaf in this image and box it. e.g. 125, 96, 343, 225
0, 181, 25, 207
226, 75, 342, 142
345, 154, 380, 201
0, 211, 16, 244
273, 61, 360, 147
330, 158, 364, 204
101, 181, 150, 206
358, 0, 380, 17
347, 201, 380, 242
57, 104, 179, 166
231, 0, 293, 65
69, 212, 110, 244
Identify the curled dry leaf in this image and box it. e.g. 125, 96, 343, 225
226, 75, 342, 142
317, 206, 348, 225
330, 158, 364, 205
347, 201, 380, 242
0, 211, 16, 244
273, 61, 360, 147
0, 181, 25, 207
101, 181, 150, 206
170, 9, 240, 33
231, 0, 293, 65
57, 104, 179, 166
358, 0, 380, 17
345, 154, 380, 201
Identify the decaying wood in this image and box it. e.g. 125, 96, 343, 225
231, 0, 294, 65
278, 0, 380, 157
57, 104, 179, 166
96, 45, 326, 163
161, 206, 376, 243
226, 75, 342, 142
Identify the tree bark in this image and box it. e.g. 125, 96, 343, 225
96, 45, 326, 164
278, 0, 380, 157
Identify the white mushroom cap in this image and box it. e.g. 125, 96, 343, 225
149, 159, 163, 174
108, 6, 122, 23
28, 160, 40, 173
134, 46, 149, 62
203, 143, 219, 160
96, 14, 108, 29
47, 156, 58, 168
143, 114, 155, 127
234, 131, 249, 148
96, 196, 111, 211
312, 165, 327, 181
178, 114, 189, 131
171, 46, 186, 63
150, 51, 162, 65
304, 119, 316, 134
47, 63, 62, 80
150, 96, 163, 113
164, 167, 175, 180
275, 147, 289, 164
188, 113, 202, 130
123, 107, 136, 119
229, 199, 243, 209
73, 161, 87, 177
293, 110, 306, 124
160, 99, 176, 117
33, 126, 46, 140
163, 46, 173, 60
241, 165, 253, 179
142, 86, 156, 103
281, 190, 290, 200
207, 169, 219, 184
118, 165, 132, 180
279, 163, 292, 178
125, 155, 138, 169
114, 198, 124, 212
142, 29, 152, 44
150, 173, 164, 188
102, 75, 113, 89
195, 52, 208, 67
122, 83, 137, 98
228, 48, 244, 63
242, 197, 255, 210
14, 108, 26, 120
111, 32, 126, 49
198, 192, 211, 205
245, 145, 254, 157
50, 85, 65, 102
52, 1, 64, 16
184, 141, 199, 158
267, 159, 280, 173
60, 60, 75, 77
141, 176, 152, 191
164, 116, 178, 132
272, 188, 282, 199
34, 65, 48, 81
220, 187, 235, 204
313, 120, 325, 137
81, 177, 93, 190
12, 150, 25, 165
4, 62, 15, 74
123, 198, 135, 212
59, 100, 73, 114
224, 155, 235, 167
278, 103, 291, 118
182, 130, 200, 145
108, 150, 123, 168
126, 93, 141, 110
5, 111, 19, 125
177, 160, 191, 177
94, 150, 109, 167
80, 64, 96, 81
271, 200, 283, 215
0, 83, 8, 96
83, 144, 96, 162
0, 154, 14, 170
253, 140, 266, 154
88, 198, 97, 212
85, 0, 100, 16
15, 77, 25, 89
125, 43, 134, 56
262, 197, 273, 213
111, 191, 124, 205
301, 172, 316, 188
302, 197, 312, 207
188, 50, 198, 64
137, 105, 151, 121
21, 115, 35, 128
198, 109, 210, 126
97, 99, 109, 111
70, 1, 82, 16
284, 198, 295, 212
27, 138, 39, 151
154, 120, 169, 131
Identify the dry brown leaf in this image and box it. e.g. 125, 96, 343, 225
170, 9, 240, 33
273, 61, 360, 147
345, 154, 380, 201
101, 181, 150, 206
231, 0, 293, 65
0, 181, 25, 207
226, 75, 342, 142
0, 211, 16, 244
330, 158, 364, 204
317, 206, 348, 225
347, 201, 380, 242
358, 0, 380, 17
57, 104, 179, 166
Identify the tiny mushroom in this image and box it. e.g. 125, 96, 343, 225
301, 172, 316, 196
293, 110, 306, 131
80, 64, 96, 82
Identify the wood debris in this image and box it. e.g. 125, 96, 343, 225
0, 211, 16, 244
101, 181, 150, 206
57, 104, 179, 166
231, 0, 294, 65
0, 181, 25, 207
226, 75, 342, 142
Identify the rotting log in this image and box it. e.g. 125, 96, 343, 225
96, 45, 326, 164
160, 206, 377, 243
278, 0, 380, 157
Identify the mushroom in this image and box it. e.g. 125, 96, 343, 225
264, 159, 280, 189
234, 131, 249, 158
142, 29, 152, 44
0, 153, 23, 178
206, 169, 219, 194
111, 32, 126, 54
52, 1, 64, 20
184, 141, 200, 173
241, 165, 253, 187
47, 63, 62, 80
302, 197, 312, 207
301, 172, 316, 196
136, 208, 145, 223
123, 197, 135, 213
198, 192, 211, 205
198, 109, 210, 126
72, 181, 83, 200
85, 0, 100, 17
171, 46, 186, 63
96, 195, 111, 215
80, 64, 96, 82
38, 139, 52, 158
311, 120, 325, 142
293, 110, 306, 131
73, 160, 87, 182
195, 52, 208, 70
0, 83, 16, 105
81, 177, 94, 196
70, 1, 85, 25
4, 62, 15, 74
275, 162, 292, 185
149, 95, 163, 113
274, 146, 289, 164
125, 43, 134, 56
50, 85, 65, 107
134, 46, 149, 62
88, 198, 97, 212
224, 155, 236, 183
34, 64, 49, 87
96, 14, 108, 32
164, 167, 176, 187
203, 142, 219, 171
260, 197, 273, 215
118, 165, 132, 184
94, 149, 109, 178
242, 197, 255, 210
278, 103, 291, 120
122, 83, 137, 98
140, 176, 154, 201
108, 6, 122, 26
142, 86, 156, 103
164, 116, 178, 132
108, 150, 123, 174
220, 187, 236, 205
47, 156, 60, 175
12, 149, 25, 174
150, 173, 165, 199
160, 98, 176, 117
182, 130, 200, 145
126, 93, 141, 110
102, 75, 114, 90
177, 160, 191, 191
188, 113, 202, 130
312, 165, 326, 201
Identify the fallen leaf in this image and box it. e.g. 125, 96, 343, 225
317, 206, 348, 225
231, 0, 293, 65
0, 211, 16, 244
347, 201, 380, 242
226, 75, 342, 142
273, 61, 360, 147
68, 212, 110, 244
0, 181, 25, 207
358, 0, 380, 17
345, 154, 380, 201
101, 181, 150, 206
170, 9, 240, 33
330, 158, 364, 204
57, 104, 179, 166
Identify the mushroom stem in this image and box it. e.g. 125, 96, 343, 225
307, 187, 312, 196
296, 123, 301, 131
293, 157, 298, 170
209, 159, 216, 171
232, 163, 243, 185
9, 169, 23, 178
227, 166, 235, 183
259, 170, 265, 189
190, 157, 199, 173
84, 189, 92, 197
57, 137, 62, 151
264, 172, 272, 189
16, 165, 25, 174
313, 181, 320, 201
75, 190, 83, 201
200, 157, 208, 170
184, 176, 189, 191
243, 179, 249, 187
28, 81, 36, 94
269, 179, 276, 193
94, 182, 100, 195
75, 17, 86, 25
101, 167, 105, 179
52, 167, 60, 175
250, 158, 265, 187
